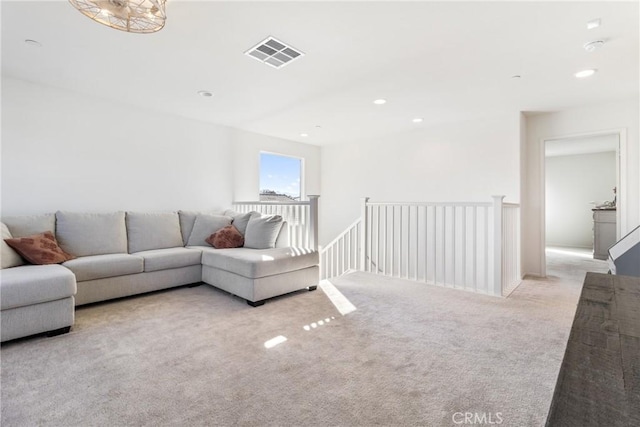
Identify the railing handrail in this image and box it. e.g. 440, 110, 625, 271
233, 201, 310, 206
503, 202, 520, 208
366, 201, 493, 207
320, 219, 361, 255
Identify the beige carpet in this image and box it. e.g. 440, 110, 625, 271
1, 250, 608, 426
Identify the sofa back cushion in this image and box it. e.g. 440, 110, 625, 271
186, 214, 232, 247
243, 215, 285, 249
2, 214, 55, 238
126, 212, 184, 253
56, 211, 127, 257
1, 222, 25, 269
274, 222, 289, 248
223, 210, 258, 237
178, 210, 224, 246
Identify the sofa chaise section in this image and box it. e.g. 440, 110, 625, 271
1, 265, 76, 342
1, 215, 77, 342
201, 247, 319, 306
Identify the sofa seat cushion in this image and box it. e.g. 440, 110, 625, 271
63, 254, 143, 282
0, 265, 76, 310
133, 247, 203, 272
201, 247, 319, 279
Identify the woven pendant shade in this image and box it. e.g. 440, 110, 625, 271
68, 0, 166, 33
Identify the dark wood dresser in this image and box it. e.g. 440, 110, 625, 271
546, 272, 640, 426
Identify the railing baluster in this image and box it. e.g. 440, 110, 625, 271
473, 206, 477, 292
432, 206, 437, 284
462, 206, 466, 290
484, 206, 489, 293
390, 206, 395, 277
442, 206, 447, 286
406, 205, 410, 279
423, 206, 428, 283
382, 206, 387, 276
452, 206, 456, 287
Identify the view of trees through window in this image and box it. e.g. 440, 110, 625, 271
259, 152, 302, 201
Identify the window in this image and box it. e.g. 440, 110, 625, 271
259, 152, 303, 202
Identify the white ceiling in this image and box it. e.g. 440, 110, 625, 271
2, 1, 638, 146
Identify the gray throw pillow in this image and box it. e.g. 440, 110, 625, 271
244, 215, 284, 249
187, 214, 232, 247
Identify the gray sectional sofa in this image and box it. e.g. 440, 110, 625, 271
0, 210, 319, 342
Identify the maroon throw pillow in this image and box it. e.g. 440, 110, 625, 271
5, 231, 76, 265
205, 225, 244, 249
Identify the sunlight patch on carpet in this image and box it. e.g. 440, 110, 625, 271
303, 316, 335, 331
320, 280, 357, 315
264, 335, 287, 349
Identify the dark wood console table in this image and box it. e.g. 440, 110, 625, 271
546, 272, 639, 426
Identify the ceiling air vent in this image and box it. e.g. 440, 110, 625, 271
244, 36, 304, 69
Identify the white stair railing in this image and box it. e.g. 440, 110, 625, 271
232, 195, 319, 249
319, 219, 361, 280
322, 196, 521, 297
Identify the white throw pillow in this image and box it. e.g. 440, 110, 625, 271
187, 214, 232, 247
1, 222, 25, 269
243, 215, 284, 249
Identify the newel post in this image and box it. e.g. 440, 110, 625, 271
359, 197, 370, 271
308, 195, 320, 251
492, 195, 505, 296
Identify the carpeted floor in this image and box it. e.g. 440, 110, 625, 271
0, 250, 608, 426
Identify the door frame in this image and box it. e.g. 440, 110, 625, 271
539, 127, 627, 277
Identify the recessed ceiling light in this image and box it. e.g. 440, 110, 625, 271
412, 118, 423, 123
373, 99, 387, 105
197, 90, 213, 97
587, 19, 601, 30
300, 133, 309, 137
575, 69, 597, 78
583, 40, 605, 52
315, 125, 322, 129
24, 39, 42, 47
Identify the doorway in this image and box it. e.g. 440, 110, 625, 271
540, 129, 625, 277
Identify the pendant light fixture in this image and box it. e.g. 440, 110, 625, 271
68, 0, 167, 33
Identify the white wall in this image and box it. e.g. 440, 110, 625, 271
522, 98, 640, 276
545, 151, 616, 248
231, 130, 321, 202
320, 113, 521, 245
1, 78, 320, 216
